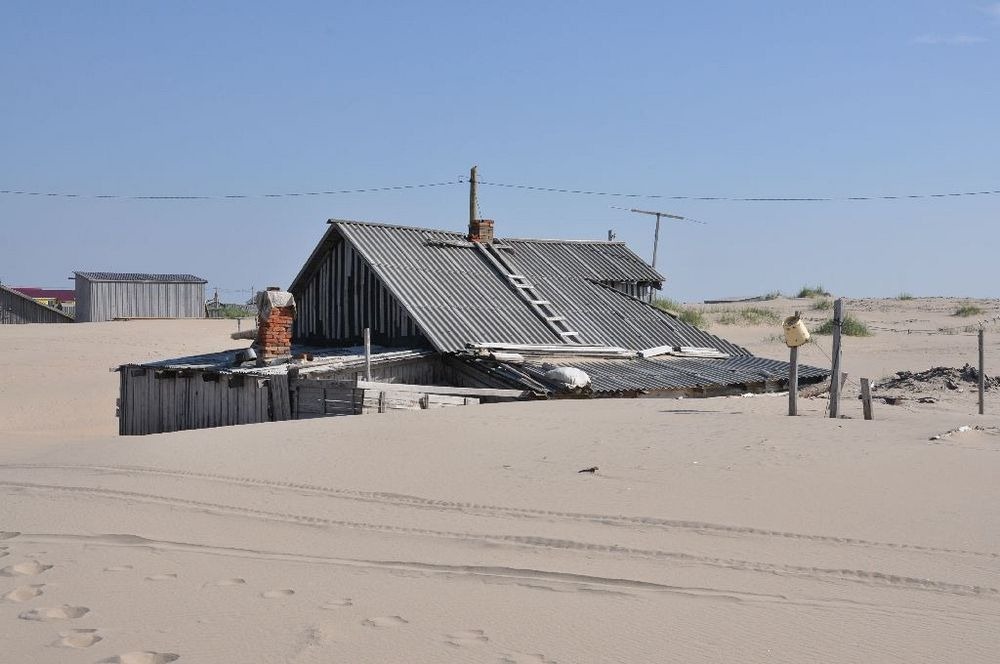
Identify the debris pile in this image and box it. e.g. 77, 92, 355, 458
878, 365, 999, 393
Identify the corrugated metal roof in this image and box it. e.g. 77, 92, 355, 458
75, 272, 207, 283
521, 356, 830, 394
330, 220, 743, 355
501, 239, 662, 283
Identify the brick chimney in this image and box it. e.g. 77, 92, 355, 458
468, 218, 494, 243
253, 287, 296, 365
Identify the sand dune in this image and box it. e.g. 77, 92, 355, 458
1, 298, 998, 662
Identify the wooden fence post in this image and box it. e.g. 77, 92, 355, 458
980, 328, 986, 415
788, 345, 798, 416
829, 298, 844, 418
363, 327, 372, 382
860, 378, 874, 421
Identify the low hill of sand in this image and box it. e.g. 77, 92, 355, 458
1, 298, 998, 663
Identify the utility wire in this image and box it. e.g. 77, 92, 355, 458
4, 176, 1000, 203
472, 179, 1000, 202
0, 180, 462, 200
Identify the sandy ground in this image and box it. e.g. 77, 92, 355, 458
1, 300, 998, 663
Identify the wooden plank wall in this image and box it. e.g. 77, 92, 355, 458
0, 286, 74, 324
76, 279, 206, 322
359, 390, 478, 414
293, 237, 423, 345
291, 379, 479, 419
119, 367, 283, 436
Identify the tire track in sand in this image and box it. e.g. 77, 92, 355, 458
2, 479, 996, 600
1, 463, 995, 560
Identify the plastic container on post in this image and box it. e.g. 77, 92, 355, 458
783, 313, 810, 347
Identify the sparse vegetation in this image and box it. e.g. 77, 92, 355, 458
954, 304, 985, 317
812, 298, 832, 311
716, 307, 781, 326
897, 292, 914, 300
813, 314, 872, 337
762, 291, 782, 301
797, 285, 831, 298
652, 297, 708, 329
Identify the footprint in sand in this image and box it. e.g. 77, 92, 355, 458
104, 565, 134, 572
3, 584, 45, 602
446, 629, 490, 647
1, 560, 53, 576
18, 605, 89, 621
321, 598, 353, 609
145, 573, 178, 581
206, 578, 246, 587
53, 628, 102, 649
261, 589, 295, 598
364, 615, 408, 628
99, 653, 180, 664
0, 548, 9, 559
499, 654, 557, 664
0, 531, 19, 540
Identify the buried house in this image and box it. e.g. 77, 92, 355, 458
114, 217, 828, 435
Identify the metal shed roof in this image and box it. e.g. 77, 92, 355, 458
75, 272, 207, 283
523, 355, 829, 394
310, 219, 741, 355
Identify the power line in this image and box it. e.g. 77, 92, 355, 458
474, 179, 1000, 202
0, 180, 462, 200
4, 176, 1000, 203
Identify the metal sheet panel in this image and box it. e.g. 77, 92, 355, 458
329, 221, 745, 355
519, 356, 830, 394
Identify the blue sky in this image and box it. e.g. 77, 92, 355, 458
2, 1, 998, 301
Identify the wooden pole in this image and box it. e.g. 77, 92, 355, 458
651, 213, 662, 269
788, 345, 799, 416
980, 328, 986, 415
829, 298, 843, 418
860, 378, 874, 420
363, 327, 372, 382
469, 165, 478, 225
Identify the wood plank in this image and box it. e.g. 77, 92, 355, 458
355, 380, 527, 399
860, 377, 874, 421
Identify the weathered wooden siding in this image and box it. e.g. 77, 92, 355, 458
302, 356, 444, 385
291, 379, 479, 419
604, 282, 654, 300
76, 279, 206, 322
0, 285, 74, 324
118, 367, 287, 435
293, 237, 424, 346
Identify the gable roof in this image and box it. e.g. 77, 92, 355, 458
74, 272, 207, 283
290, 219, 744, 355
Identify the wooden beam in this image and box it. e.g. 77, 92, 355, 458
979, 328, 986, 415
860, 377, 874, 420
788, 346, 798, 416
355, 380, 528, 399
829, 298, 844, 418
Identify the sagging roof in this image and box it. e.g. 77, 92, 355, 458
459, 354, 830, 396
124, 345, 433, 377
75, 272, 207, 283
292, 219, 744, 355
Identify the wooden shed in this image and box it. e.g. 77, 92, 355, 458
74, 272, 207, 322
114, 347, 518, 435
1, 283, 75, 324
